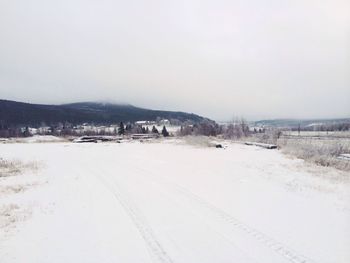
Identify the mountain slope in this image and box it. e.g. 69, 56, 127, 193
0, 100, 207, 127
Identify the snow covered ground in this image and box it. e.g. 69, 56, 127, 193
0, 139, 349, 263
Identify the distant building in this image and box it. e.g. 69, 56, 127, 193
38, 126, 52, 134
135, 120, 156, 125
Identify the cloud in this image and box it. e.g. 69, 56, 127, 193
1, 0, 349, 120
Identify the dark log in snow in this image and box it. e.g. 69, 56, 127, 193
245, 142, 277, 149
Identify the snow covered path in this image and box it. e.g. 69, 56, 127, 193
0, 141, 349, 263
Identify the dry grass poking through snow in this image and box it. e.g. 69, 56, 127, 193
0, 158, 39, 177
181, 136, 217, 147
278, 139, 350, 172
0, 158, 41, 237
0, 204, 31, 232
0, 159, 22, 177
245, 131, 350, 172
223, 131, 350, 172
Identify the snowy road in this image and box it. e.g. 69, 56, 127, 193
0, 141, 349, 263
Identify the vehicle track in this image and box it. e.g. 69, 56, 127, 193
132, 166, 316, 263
169, 183, 314, 263
79, 153, 316, 263
79, 161, 174, 263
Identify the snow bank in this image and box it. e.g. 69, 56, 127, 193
11, 135, 67, 143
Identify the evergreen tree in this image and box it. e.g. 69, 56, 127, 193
118, 122, 125, 135
162, 126, 169, 137
151, 126, 159, 134
125, 123, 132, 134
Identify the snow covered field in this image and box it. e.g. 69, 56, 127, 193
0, 140, 349, 263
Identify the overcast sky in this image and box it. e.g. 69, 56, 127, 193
0, 0, 349, 121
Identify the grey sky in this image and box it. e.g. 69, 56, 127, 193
1, 0, 349, 121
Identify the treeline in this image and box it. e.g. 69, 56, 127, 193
119, 122, 170, 137
295, 122, 350, 132
9, 118, 350, 140
0, 126, 26, 138
0, 118, 262, 139
0, 121, 172, 138
178, 119, 252, 139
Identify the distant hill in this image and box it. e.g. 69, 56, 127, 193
254, 118, 350, 128
0, 100, 208, 127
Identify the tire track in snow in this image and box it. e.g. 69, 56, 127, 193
158, 180, 316, 263
131, 165, 316, 263
78, 149, 314, 263
90, 166, 174, 263
100, 163, 257, 262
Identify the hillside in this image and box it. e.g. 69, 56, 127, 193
0, 100, 207, 127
